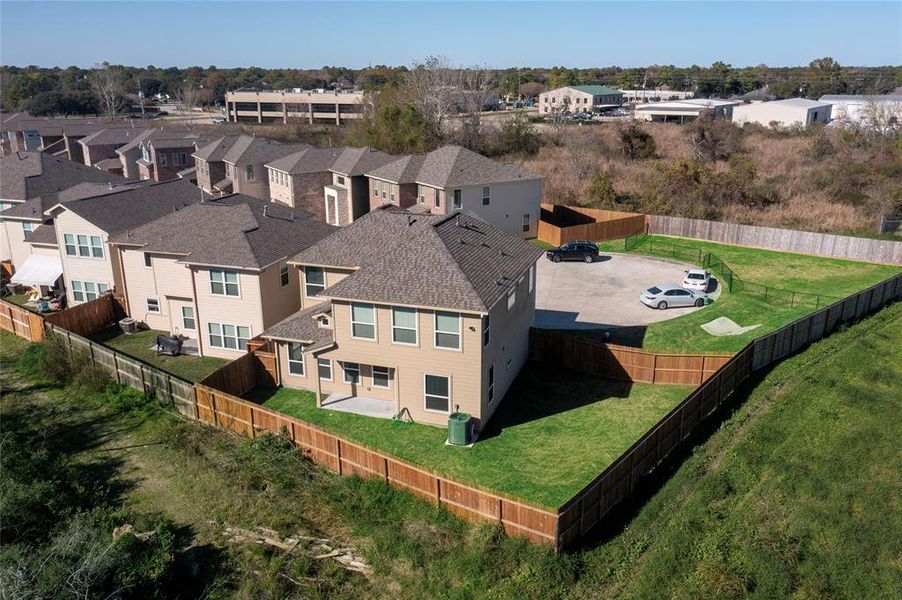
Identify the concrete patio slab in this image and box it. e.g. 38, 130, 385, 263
322, 393, 396, 419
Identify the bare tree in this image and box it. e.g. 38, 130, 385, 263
89, 62, 126, 120
859, 99, 902, 136
454, 66, 497, 149
174, 84, 201, 114
402, 56, 461, 139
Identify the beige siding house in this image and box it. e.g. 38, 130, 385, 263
110, 195, 336, 359
264, 207, 544, 429
539, 85, 624, 114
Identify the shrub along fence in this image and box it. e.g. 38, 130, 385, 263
648, 214, 902, 265
539, 205, 647, 247
529, 330, 732, 386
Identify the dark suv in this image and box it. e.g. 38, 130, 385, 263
546, 241, 600, 263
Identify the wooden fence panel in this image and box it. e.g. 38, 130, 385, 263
0, 299, 44, 342
45, 294, 117, 336
538, 205, 647, 246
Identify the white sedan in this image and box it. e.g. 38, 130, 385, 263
682, 269, 711, 292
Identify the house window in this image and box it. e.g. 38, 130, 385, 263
304, 266, 325, 297
529, 264, 535, 293
482, 186, 491, 206
342, 362, 360, 384
391, 306, 418, 345
350, 303, 376, 340
64, 234, 76, 256
434, 311, 460, 350
181, 306, 195, 330
488, 364, 495, 404
418, 184, 425, 204
522, 213, 530, 233
77, 234, 89, 256
76, 282, 107, 302
159, 152, 167, 167
372, 181, 379, 198
482, 314, 490, 347
146, 298, 160, 313
453, 189, 462, 210
424, 374, 450, 413
507, 287, 517, 311
246, 164, 255, 181
318, 358, 332, 381
279, 260, 289, 287
90, 236, 103, 258
207, 322, 250, 351
372, 366, 390, 388
210, 269, 239, 296
336, 175, 345, 186
287, 342, 305, 375
143, 253, 152, 268
71, 281, 84, 302
180, 152, 188, 166
21, 222, 34, 235
389, 184, 395, 202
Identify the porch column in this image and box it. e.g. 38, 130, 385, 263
314, 352, 323, 407
393, 366, 400, 416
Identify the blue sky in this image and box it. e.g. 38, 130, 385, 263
1, 1, 899, 68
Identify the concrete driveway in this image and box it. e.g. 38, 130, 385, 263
534, 253, 708, 330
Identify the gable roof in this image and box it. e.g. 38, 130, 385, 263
111, 194, 337, 270
0, 151, 129, 201
51, 178, 207, 234
115, 128, 196, 156
221, 135, 309, 166
329, 147, 397, 176
365, 154, 427, 184
289, 208, 544, 313
1, 181, 145, 222
266, 146, 346, 174
78, 126, 149, 147
262, 304, 334, 348
193, 135, 242, 162
568, 85, 622, 96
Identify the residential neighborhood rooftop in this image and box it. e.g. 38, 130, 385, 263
266, 146, 347, 174
0, 151, 128, 201
221, 135, 309, 165
23, 223, 57, 246
262, 304, 334, 349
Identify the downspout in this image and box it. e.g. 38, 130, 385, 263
188, 266, 205, 357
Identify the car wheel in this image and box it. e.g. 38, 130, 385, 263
583, 255, 593, 263
657, 301, 667, 310
553, 255, 562, 263
695, 298, 704, 307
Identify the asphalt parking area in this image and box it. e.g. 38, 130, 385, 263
534, 252, 708, 330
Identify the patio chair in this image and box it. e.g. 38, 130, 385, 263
155, 335, 183, 357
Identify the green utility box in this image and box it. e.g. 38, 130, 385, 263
448, 413, 472, 445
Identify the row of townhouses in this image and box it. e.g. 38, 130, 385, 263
0, 123, 545, 428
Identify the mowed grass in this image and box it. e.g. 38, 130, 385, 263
89, 325, 227, 382
595, 235, 900, 353
253, 366, 691, 509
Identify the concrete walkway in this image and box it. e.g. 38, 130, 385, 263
534, 253, 707, 330
322, 393, 396, 419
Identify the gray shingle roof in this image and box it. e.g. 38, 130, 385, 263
24, 223, 57, 246
0, 151, 129, 201
111, 195, 337, 270
290, 208, 544, 312
115, 128, 196, 156
329, 147, 397, 176
54, 179, 207, 235
262, 304, 334, 347
78, 126, 149, 147
0, 181, 145, 222
266, 146, 346, 174
193, 136, 241, 162
221, 135, 309, 166
365, 145, 541, 188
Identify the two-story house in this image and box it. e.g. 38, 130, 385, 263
1, 152, 128, 271
265, 146, 347, 220
78, 126, 148, 173
109, 196, 336, 359
192, 135, 241, 193
45, 179, 206, 306
321, 147, 397, 226
216, 135, 309, 199
365, 145, 543, 238
115, 128, 197, 180
137, 136, 206, 182
262, 207, 544, 429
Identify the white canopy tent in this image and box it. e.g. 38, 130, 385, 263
10, 255, 63, 287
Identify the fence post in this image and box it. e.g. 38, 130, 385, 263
112, 353, 121, 384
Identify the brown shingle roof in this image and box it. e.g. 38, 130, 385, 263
262, 304, 334, 347
78, 126, 149, 147
111, 195, 337, 270
193, 135, 241, 162
364, 154, 427, 184
24, 223, 57, 246
266, 146, 346, 174
329, 147, 397, 177
290, 208, 543, 312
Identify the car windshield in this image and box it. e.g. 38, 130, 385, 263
647, 287, 662, 294
687, 273, 706, 280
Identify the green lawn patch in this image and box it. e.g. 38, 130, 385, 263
595, 234, 900, 353
89, 325, 227, 382
251, 366, 691, 508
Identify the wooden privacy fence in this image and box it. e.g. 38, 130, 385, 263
193, 383, 560, 546
556, 271, 902, 548
648, 214, 902, 265
538, 205, 647, 247
44, 293, 123, 336
0, 298, 46, 342
45, 323, 198, 419
529, 329, 732, 386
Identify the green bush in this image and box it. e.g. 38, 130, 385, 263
619, 123, 656, 159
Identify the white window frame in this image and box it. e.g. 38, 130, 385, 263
207, 322, 251, 352
418, 184, 425, 204
318, 358, 333, 381
342, 361, 360, 384
391, 306, 418, 346
21, 222, 34, 235
90, 236, 104, 259
482, 314, 490, 347
287, 342, 305, 376
181, 305, 196, 330
522, 213, 531, 233
372, 180, 379, 198
209, 269, 240, 297
279, 260, 289, 287
76, 234, 89, 257
71, 280, 84, 303
350, 303, 377, 341
434, 189, 440, 208
482, 186, 491, 206
63, 234, 76, 256
304, 266, 325, 297
423, 373, 451, 414
433, 311, 461, 351
146, 298, 160, 313
452, 189, 462, 210
372, 366, 390, 389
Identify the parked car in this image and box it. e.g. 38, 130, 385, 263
212, 117, 226, 124
640, 285, 707, 309
682, 269, 711, 291
546, 241, 600, 263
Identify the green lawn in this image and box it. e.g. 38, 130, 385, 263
89, 325, 227, 382
251, 366, 691, 509
594, 235, 900, 353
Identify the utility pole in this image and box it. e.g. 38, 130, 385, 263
137, 77, 145, 119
